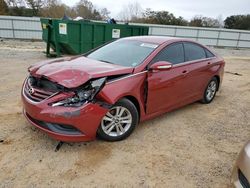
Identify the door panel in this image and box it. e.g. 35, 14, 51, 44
146, 42, 214, 115
146, 65, 190, 114
178, 60, 212, 99
146, 42, 188, 114
182, 42, 217, 99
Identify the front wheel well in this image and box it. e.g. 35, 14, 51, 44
122, 96, 141, 121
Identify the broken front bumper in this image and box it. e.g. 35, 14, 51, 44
22, 88, 109, 142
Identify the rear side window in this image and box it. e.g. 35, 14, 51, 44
152, 43, 185, 64
184, 42, 206, 61
205, 49, 215, 58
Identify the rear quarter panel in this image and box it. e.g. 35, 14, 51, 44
206, 56, 225, 90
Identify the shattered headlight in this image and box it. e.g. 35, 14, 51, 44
51, 77, 106, 107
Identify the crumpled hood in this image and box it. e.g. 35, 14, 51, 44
29, 56, 134, 88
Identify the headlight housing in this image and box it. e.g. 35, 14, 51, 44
51, 77, 106, 107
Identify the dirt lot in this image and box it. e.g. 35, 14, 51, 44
0, 39, 250, 188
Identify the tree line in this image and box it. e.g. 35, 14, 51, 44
1, 0, 250, 30
0, 0, 110, 20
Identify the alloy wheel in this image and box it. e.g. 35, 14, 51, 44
206, 80, 217, 101
101, 106, 132, 137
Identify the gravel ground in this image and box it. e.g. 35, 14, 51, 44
0, 39, 250, 188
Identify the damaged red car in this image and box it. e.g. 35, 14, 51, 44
22, 36, 225, 142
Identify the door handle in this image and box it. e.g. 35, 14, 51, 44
207, 62, 211, 65
182, 70, 188, 74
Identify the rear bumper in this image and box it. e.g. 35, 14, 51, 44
22, 87, 109, 142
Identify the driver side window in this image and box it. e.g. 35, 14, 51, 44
152, 43, 185, 65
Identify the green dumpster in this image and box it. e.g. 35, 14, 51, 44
40, 18, 149, 57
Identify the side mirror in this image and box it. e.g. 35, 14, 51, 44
149, 61, 173, 71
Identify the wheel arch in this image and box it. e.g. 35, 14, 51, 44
214, 75, 220, 90
122, 95, 141, 121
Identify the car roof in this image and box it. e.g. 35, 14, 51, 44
120, 36, 186, 45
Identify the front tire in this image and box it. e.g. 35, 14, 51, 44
97, 98, 139, 141
201, 77, 218, 104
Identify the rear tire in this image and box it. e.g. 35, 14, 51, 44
201, 77, 218, 104
97, 98, 139, 141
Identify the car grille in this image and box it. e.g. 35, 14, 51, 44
239, 169, 250, 188
24, 77, 55, 102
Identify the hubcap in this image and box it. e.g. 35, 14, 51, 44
206, 80, 217, 101
101, 106, 132, 137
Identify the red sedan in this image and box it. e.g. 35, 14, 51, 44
22, 36, 225, 142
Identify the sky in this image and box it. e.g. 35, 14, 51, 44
62, 0, 250, 20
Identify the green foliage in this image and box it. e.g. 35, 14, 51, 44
189, 15, 221, 28
133, 9, 188, 26
8, 6, 34, 16
224, 15, 250, 30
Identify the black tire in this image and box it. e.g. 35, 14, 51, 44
201, 77, 218, 104
97, 98, 139, 141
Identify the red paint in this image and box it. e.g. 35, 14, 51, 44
22, 36, 225, 142
29, 56, 133, 88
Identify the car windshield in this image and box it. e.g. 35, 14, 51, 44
86, 40, 158, 67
